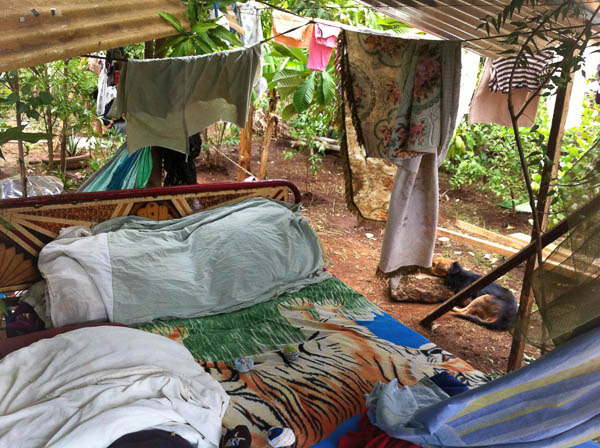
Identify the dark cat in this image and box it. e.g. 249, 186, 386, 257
446, 262, 518, 331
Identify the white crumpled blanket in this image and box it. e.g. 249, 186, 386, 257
0, 326, 229, 448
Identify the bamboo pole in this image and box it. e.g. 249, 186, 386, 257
506, 75, 574, 371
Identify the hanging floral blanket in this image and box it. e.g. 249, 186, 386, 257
339, 31, 461, 271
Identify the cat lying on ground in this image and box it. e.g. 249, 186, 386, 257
432, 257, 518, 331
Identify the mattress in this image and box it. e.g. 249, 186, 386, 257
138, 277, 491, 447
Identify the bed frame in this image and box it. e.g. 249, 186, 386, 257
0, 180, 301, 293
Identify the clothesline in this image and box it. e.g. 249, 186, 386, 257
81, 20, 314, 63
210, 144, 255, 178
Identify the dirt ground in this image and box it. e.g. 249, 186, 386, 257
1, 136, 538, 374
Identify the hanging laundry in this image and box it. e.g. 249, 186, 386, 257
109, 45, 261, 155
95, 53, 117, 118
455, 49, 481, 122
271, 10, 313, 49
469, 58, 540, 128
307, 23, 341, 72
489, 51, 553, 93
236, 1, 265, 46
78, 145, 151, 192
237, 1, 268, 97
339, 31, 461, 272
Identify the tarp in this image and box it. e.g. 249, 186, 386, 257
366, 324, 600, 447
1, 0, 184, 72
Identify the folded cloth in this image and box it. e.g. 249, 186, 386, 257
0, 326, 229, 448
271, 10, 313, 48
307, 23, 341, 72
109, 45, 261, 155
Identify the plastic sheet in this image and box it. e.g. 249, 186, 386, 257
0, 175, 63, 199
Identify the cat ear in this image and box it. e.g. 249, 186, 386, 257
449, 262, 461, 274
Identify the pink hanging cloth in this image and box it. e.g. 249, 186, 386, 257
307, 23, 341, 72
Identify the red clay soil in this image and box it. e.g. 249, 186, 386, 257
195, 139, 538, 375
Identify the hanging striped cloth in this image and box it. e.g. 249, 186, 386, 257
489, 51, 553, 93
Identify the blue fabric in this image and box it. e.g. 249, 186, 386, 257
366, 325, 600, 447
80, 145, 150, 192
79, 144, 129, 192
430, 371, 469, 397
107, 150, 140, 190
312, 313, 599, 448
356, 312, 429, 349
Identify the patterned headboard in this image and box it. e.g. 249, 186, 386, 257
0, 180, 301, 293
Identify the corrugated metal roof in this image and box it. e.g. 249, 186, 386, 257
356, 0, 600, 58
1, 0, 186, 72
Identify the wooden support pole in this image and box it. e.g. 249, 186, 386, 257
420, 191, 600, 328
13, 72, 28, 198
506, 76, 574, 371
237, 104, 254, 181
258, 90, 278, 180
145, 40, 164, 188
59, 59, 70, 173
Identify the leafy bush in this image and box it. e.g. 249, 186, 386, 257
444, 118, 546, 212
444, 90, 600, 221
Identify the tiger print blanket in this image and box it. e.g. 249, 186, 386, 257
139, 278, 489, 447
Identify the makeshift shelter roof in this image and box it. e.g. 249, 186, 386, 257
1, 0, 186, 72
356, 0, 600, 58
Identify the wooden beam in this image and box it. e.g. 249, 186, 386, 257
454, 221, 527, 250
453, 221, 556, 257
420, 192, 600, 328
507, 74, 574, 372
437, 227, 518, 257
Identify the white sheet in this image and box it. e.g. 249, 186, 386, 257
38, 226, 112, 326
0, 326, 229, 448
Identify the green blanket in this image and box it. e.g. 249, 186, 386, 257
40, 198, 329, 326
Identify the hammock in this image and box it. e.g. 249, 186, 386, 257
78, 144, 151, 192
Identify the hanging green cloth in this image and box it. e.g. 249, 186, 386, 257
79, 144, 152, 192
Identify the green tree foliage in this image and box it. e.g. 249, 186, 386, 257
0, 71, 55, 159
158, 0, 241, 56
444, 87, 600, 224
